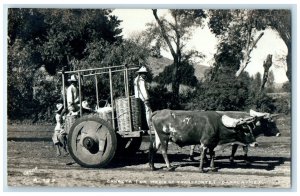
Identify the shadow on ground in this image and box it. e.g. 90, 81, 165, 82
107, 150, 289, 171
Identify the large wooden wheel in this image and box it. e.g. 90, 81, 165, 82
67, 116, 117, 168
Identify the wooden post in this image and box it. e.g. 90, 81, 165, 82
95, 75, 99, 109
62, 69, 67, 110
77, 72, 82, 117
125, 65, 133, 132
109, 68, 115, 130
124, 70, 128, 96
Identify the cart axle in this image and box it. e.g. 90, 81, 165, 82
83, 137, 98, 152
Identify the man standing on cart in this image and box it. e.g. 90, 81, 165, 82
67, 74, 80, 115
134, 66, 152, 128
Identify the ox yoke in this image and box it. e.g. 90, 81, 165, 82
151, 110, 244, 148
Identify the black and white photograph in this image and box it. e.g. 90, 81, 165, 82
3, 1, 297, 191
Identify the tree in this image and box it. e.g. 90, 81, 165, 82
208, 10, 265, 79
255, 10, 291, 82
282, 81, 291, 92
208, 9, 291, 81
39, 9, 122, 73
7, 39, 36, 119
7, 8, 123, 121
266, 70, 275, 93
147, 9, 206, 106
193, 66, 252, 111
261, 54, 273, 91
253, 72, 262, 90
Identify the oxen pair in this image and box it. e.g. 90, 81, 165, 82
189, 110, 280, 164
149, 110, 260, 172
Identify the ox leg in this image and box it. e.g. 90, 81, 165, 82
198, 145, 209, 163
149, 142, 156, 170
161, 140, 175, 171
199, 145, 207, 173
242, 146, 250, 165
209, 149, 217, 172
149, 133, 161, 171
230, 144, 239, 164
189, 145, 196, 161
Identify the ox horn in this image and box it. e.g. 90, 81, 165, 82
250, 109, 266, 118
237, 116, 255, 125
270, 114, 280, 118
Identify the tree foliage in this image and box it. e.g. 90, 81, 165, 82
208, 10, 266, 79
7, 9, 291, 122
266, 70, 275, 93
147, 9, 206, 106
208, 9, 291, 81
282, 81, 291, 92
7, 9, 123, 121
192, 67, 252, 111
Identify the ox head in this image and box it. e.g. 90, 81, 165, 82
250, 109, 281, 137
235, 116, 258, 147
222, 115, 258, 147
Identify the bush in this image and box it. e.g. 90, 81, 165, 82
148, 85, 174, 111
191, 68, 251, 111
273, 97, 290, 114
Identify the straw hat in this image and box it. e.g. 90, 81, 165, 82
137, 66, 148, 73
68, 75, 77, 82
82, 100, 92, 110
55, 103, 63, 112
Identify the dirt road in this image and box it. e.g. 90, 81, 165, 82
6, 117, 291, 189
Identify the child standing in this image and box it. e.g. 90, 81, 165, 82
52, 103, 68, 156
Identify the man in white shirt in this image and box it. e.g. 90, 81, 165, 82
66, 75, 79, 113
134, 66, 152, 128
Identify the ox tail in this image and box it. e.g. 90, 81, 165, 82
148, 111, 156, 151
149, 111, 159, 146
148, 113, 157, 170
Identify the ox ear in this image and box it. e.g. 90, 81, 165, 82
249, 109, 256, 117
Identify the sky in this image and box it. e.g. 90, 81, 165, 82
112, 9, 289, 83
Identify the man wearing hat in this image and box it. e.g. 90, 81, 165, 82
66, 74, 79, 113
134, 66, 152, 128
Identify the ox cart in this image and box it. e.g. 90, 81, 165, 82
59, 65, 148, 168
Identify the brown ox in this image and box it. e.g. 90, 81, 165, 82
189, 109, 280, 164
149, 110, 257, 172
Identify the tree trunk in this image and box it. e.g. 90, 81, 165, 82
171, 59, 180, 104
235, 32, 264, 77
152, 9, 180, 107
261, 54, 273, 91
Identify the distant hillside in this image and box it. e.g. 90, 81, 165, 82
147, 56, 173, 76
193, 64, 210, 80
147, 56, 209, 80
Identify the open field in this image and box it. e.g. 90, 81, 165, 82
6, 115, 291, 189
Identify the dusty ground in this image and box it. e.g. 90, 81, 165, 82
6, 116, 291, 189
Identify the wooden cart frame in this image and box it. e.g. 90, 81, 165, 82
59, 64, 144, 168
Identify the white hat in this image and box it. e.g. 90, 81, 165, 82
82, 100, 92, 110
55, 103, 63, 112
68, 75, 77, 82
137, 66, 148, 73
